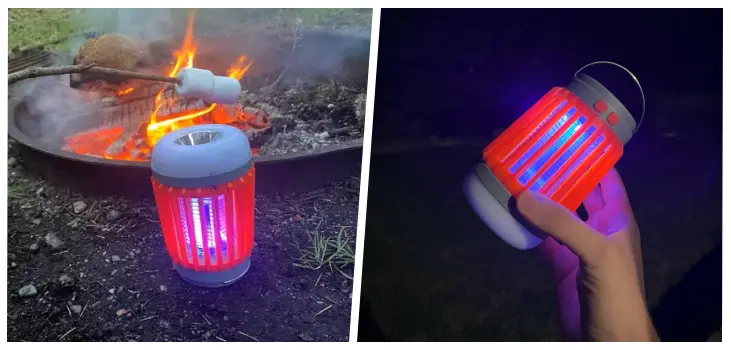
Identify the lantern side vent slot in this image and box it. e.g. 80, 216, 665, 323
511, 105, 577, 176
506, 100, 568, 169
186, 195, 230, 264
546, 135, 608, 196
531, 121, 597, 191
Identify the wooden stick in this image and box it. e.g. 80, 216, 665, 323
8, 64, 181, 85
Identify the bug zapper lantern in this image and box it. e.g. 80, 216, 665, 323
151, 124, 255, 287
464, 62, 644, 250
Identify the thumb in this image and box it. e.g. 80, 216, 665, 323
517, 191, 605, 262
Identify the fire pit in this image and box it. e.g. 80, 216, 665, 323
8, 29, 369, 197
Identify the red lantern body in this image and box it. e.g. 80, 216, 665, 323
464, 70, 639, 250
151, 124, 255, 287
483, 86, 624, 211
152, 168, 255, 272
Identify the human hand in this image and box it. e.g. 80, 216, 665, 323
517, 168, 657, 341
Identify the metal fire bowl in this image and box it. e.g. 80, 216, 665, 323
8, 30, 369, 198
8, 98, 363, 198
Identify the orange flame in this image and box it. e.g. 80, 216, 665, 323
66, 9, 253, 162
227, 55, 253, 80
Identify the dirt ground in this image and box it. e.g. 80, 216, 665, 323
7, 142, 359, 342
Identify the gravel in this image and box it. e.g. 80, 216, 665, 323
44, 233, 64, 250
18, 285, 37, 297
59, 274, 75, 288
106, 209, 122, 221
8, 122, 360, 341
72, 201, 87, 214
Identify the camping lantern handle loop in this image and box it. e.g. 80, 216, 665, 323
574, 61, 646, 134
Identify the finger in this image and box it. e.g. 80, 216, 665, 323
538, 236, 562, 260
539, 237, 579, 282
599, 168, 631, 210
517, 191, 605, 262
582, 184, 605, 216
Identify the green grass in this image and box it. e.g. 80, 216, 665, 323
294, 226, 355, 278
8, 8, 372, 52
7, 175, 45, 211
8, 9, 82, 51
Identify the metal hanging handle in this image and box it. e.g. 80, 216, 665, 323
574, 61, 646, 134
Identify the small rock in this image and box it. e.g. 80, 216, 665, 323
44, 233, 64, 250
299, 333, 314, 342
133, 249, 141, 254
36, 186, 47, 197
159, 285, 168, 292
59, 274, 75, 288
31, 218, 41, 225
72, 201, 87, 214
106, 209, 122, 221
111, 255, 121, 262
70, 305, 82, 314
8, 157, 17, 167
18, 284, 37, 297
10, 262, 17, 268
109, 289, 115, 294
116, 309, 127, 317
223, 316, 229, 321
67, 218, 81, 228
8, 253, 16, 260
29, 242, 40, 253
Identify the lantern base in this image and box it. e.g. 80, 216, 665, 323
463, 163, 543, 250
174, 258, 251, 288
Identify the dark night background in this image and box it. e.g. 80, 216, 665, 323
359, 9, 722, 341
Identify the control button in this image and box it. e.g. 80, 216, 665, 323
593, 100, 609, 114
606, 112, 620, 126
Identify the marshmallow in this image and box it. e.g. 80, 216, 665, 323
175, 67, 241, 105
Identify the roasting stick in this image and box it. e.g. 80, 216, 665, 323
7, 64, 181, 85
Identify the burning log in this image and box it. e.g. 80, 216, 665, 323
104, 127, 138, 157
57, 10, 265, 162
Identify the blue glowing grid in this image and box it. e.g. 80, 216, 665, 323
545, 135, 607, 196
508, 102, 609, 193
178, 195, 229, 263
503, 100, 568, 163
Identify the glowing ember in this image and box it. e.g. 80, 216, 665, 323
117, 87, 135, 96
64, 9, 263, 162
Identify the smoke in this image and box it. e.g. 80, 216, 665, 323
11, 9, 372, 147
64, 8, 371, 84
10, 76, 105, 146
68, 9, 176, 55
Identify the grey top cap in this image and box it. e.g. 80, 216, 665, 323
151, 123, 252, 188
566, 74, 636, 145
